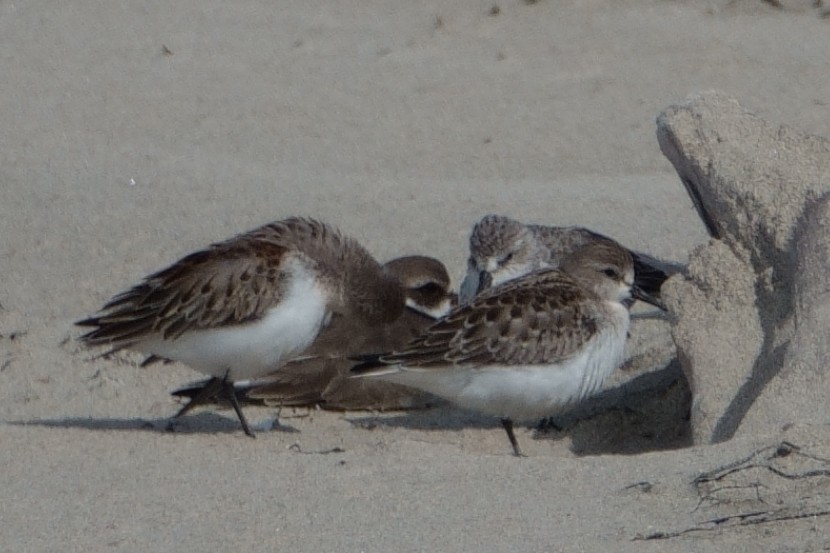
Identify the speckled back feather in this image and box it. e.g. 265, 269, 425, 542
378, 269, 601, 369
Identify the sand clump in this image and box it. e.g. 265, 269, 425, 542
657, 91, 830, 445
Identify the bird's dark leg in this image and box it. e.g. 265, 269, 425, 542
536, 417, 564, 433
169, 372, 255, 437
172, 377, 223, 419
219, 377, 255, 439
501, 418, 525, 457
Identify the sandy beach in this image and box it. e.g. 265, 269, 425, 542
2, 1, 830, 551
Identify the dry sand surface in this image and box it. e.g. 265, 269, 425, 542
2, 1, 830, 551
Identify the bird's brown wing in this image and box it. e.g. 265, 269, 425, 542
76, 237, 290, 348
378, 269, 601, 369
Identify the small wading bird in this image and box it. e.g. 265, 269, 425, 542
77, 217, 449, 436
459, 214, 681, 306
352, 241, 664, 456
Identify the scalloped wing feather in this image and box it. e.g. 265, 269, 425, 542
78, 235, 292, 348
380, 269, 600, 369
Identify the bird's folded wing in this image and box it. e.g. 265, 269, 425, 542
378, 269, 601, 369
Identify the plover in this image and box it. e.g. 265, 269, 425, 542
459, 214, 681, 305
77, 217, 416, 436
204, 255, 457, 411
352, 241, 664, 456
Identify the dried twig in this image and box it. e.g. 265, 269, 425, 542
634, 441, 830, 540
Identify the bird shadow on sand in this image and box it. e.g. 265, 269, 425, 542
345, 404, 502, 432
547, 368, 693, 456
6, 412, 299, 435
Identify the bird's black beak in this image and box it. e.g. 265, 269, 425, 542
631, 284, 666, 311
477, 270, 493, 296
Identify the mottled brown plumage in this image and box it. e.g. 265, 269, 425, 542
374, 267, 601, 370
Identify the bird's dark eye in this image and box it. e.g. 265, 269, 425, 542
602, 268, 619, 278
501, 252, 514, 265
416, 282, 442, 295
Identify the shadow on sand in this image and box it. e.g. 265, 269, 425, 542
6, 412, 299, 435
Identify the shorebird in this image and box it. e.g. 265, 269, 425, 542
459, 214, 681, 305
352, 241, 664, 456
77, 217, 424, 436
176, 255, 456, 411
